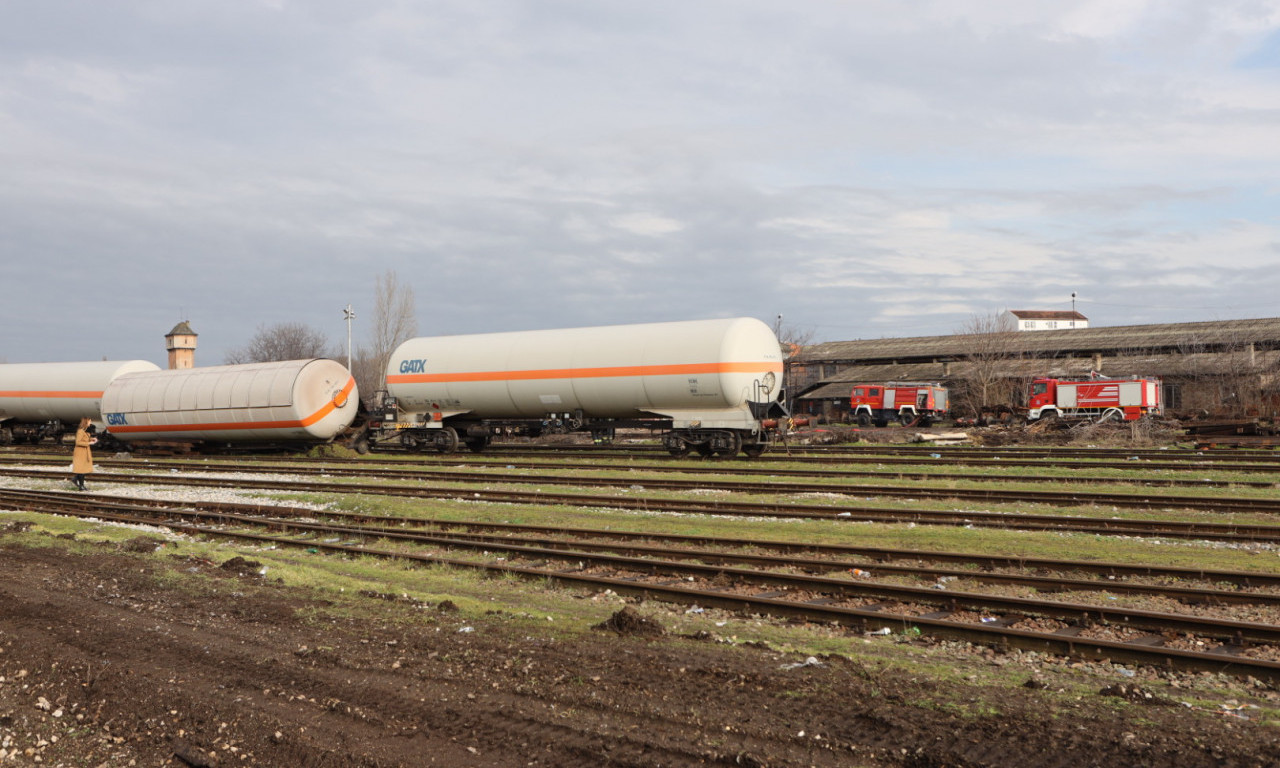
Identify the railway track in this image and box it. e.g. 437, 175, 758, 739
2, 457, 1278, 517
5, 453, 1278, 492
10, 442, 1280, 473
7, 487, 1280, 682
460, 441, 1280, 463
368, 442, 1280, 473
390, 455, 1280, 488
3, 463, 1280, 543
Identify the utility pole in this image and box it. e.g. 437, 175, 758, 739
343, 304, 356, 371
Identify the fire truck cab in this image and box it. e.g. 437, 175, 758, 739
1027, 377, 1162, 422
850, 383, 949, 427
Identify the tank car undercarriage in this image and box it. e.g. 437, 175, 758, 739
0, 419, 69, 446
363, 413, 776, 458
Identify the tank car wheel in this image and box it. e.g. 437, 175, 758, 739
710, 432, 742, 459
666, 444, 692, 458
695, 443, 714, 457
742, 443, 767, 458
435, 426, 460, 453
399, 433, 423, 451
465, 436, 489, 453
353, 439, 370, 455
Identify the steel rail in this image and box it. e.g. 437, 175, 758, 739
3, 467, 1280, 542
2, 458, 1277, 514
470, 442, 1280, 465
7, 487, 1277, 589
384, 456, 1279, 488
6, 453, 1273, 490
9, 444, 1280, 474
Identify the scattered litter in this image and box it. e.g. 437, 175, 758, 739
1116, 667, 1135, 678
980, 617, 998, 623
929, 453, 942, 459
850, 568, 870, 578
1219, 702, 1260, 720
782, 656, 824, 670
457, 626, 475, 633
836, 512, 852, 517
867, 627, 892, 636
685, 605, 704, 614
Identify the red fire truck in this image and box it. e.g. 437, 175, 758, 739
1027, 376, 1162, 422
850, 383, 949, 427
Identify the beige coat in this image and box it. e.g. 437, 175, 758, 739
72, 428, 95, 474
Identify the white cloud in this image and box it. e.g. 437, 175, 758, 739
1, 0, 1279, 364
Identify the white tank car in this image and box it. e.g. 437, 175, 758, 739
381, 317, 786, 457
101, 359, 358, 444
0, 360, 161, 443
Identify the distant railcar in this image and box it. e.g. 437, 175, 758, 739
101, 359, 358, 444
372, 317, 788, 457
0, 360, 161, 444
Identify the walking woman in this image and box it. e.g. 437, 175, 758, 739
71, 417, 97, 491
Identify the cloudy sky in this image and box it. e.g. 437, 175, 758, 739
3, 0, 1279, 366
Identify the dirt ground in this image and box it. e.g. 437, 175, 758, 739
2, 538, 1279, 768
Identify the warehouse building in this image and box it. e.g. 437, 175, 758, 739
790, 316, 1280, 422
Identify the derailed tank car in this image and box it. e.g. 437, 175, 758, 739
0, 360, 161, 444
101, 359, 359, 446
371, 317, 788, 457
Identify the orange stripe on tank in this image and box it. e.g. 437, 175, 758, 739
108, 377, 357, 435
387, 361, 782, 385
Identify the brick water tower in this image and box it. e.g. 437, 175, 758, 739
165, 321, 197, 370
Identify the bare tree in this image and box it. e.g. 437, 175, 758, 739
951, 312, 1021, 420
772, 315, 816, 356
225, 322, 331, 364
772, 316, 817, 412
351, 270, 419, 403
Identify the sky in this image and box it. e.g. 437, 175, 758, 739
2, 0, 1279, 366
